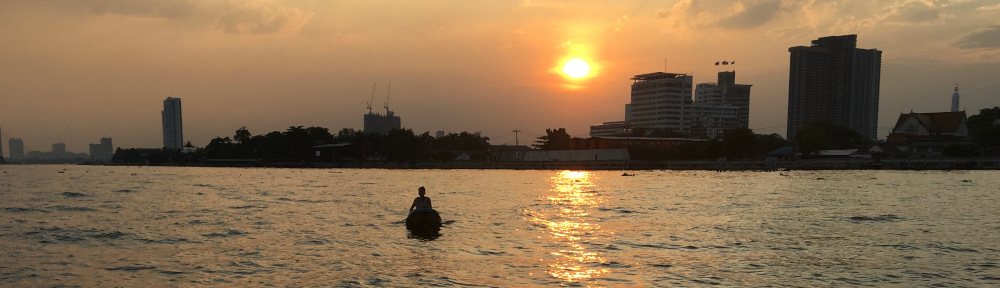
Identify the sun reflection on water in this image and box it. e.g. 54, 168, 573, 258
528, 170, 610, 283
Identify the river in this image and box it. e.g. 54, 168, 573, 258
1, 165, 998, 287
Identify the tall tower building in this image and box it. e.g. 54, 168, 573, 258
162, 97, 183, 149
787, 34, 882, 140
9, 138, 24, 160
0, 125, 4, 163
951, 85, 960, 112
628, 72, 694, 133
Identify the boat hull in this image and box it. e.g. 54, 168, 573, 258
406, 209, 442, 231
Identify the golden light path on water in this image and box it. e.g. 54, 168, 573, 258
529, 170, 610, 283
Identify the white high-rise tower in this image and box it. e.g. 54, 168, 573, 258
162, 97, 183, 149
951, 84, 960, 112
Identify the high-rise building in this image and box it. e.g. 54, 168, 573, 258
787, 34, 882, 140
628, 72, 694, 133
8, 138, 24, 160
162, 97, 183, 149
89, 138, 114, 163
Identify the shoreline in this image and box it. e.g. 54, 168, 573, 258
62, 157, 1000, 171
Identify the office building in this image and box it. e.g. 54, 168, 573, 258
787, 34, 881, 140
695, 71, 752, 128
162, 97, 183, 149
628, 72, 694, 133
9, 138, 24, 160
89, 138, 113, 163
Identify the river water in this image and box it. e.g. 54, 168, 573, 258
1, 165, 998, 287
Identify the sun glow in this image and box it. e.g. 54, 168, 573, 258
561, 58, 590, 79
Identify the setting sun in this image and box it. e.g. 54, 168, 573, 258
562, 58, 591, 78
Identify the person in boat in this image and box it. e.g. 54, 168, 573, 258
409, 186, 432, 212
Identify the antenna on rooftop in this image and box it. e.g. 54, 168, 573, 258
384, 81, 391, 114
367, 82, 376, 114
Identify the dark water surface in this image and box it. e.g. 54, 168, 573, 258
1, 165, 999, 287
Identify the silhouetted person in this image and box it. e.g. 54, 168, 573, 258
409, 186, 432, 212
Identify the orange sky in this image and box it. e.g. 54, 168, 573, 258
2, 0, 999, 153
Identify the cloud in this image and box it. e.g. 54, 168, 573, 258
216, 1, 313, 34
89, 0, 198, 19
615, 15, 629, 32
27, 0, 312, 35
885, 1, 945, 25
954, 25, 1000, 50
716, 0, 783, 29
978, 3, 1000, 11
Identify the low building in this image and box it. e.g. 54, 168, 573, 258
569, 136, 706, 150
886, 111, 969, 157
590, 121, 628, 137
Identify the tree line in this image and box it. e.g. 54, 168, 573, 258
112, 106, 1000, 165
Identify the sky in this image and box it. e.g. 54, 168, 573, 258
1, 0, 999, 154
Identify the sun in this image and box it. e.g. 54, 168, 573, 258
562, 58, 591, 79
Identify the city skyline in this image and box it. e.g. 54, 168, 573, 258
2, 1, 999, 153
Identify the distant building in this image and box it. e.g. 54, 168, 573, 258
628, 72, 694, 134
787, 34, 882, 141
8, 138, 24, 160
162, 97, 183, 149
694, 71, 752, 127
590, 121, 628, 137
951, 85, 960, 112
89, 138, 113, 163
364, 111, 401, 136
570, 136, 702, 150
886, 111, 969, 157
591, 70, 752, 139
52, 143, 66, 153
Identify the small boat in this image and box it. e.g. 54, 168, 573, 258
405, 208, 442, 231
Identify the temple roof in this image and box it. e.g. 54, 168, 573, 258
892, 111, 967, 133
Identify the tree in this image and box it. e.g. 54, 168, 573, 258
234, 126, 252, 144
968, 106, 1000, 156
795, 121, 869, 156
533, 128, 571, 150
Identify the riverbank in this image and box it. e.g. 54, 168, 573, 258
61, 157, 999, 170
309, 157, 1000, 170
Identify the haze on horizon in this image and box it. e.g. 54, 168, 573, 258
2, 0, 999, 154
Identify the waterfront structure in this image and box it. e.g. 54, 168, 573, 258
951, 85, 960, 112
787, 34, 882, 141
8, 138, 24, 160
886, 111, 968, 157
628, 72, 694, 134
89, 138, 113, 163
162, 97, 183, 149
